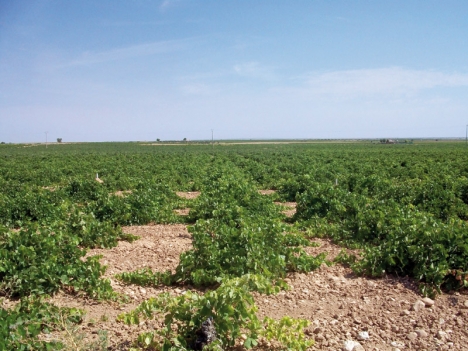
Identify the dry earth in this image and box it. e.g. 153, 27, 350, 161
174, 208, 191, 216
44, 223, 468, 351
274, 201, 297, 217
173, 191, 201, 216
258, 190, 276, 195
114, 190, 133, 197
3, 192, 468, 350
176, 191, 201, 200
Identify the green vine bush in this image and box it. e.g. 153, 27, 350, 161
188, 166, 282, 223
175, 217, 326, 286
91, 182, 181, 225
0, 224, 116, 299
0, 297, 84, 350
117, 166, 327, 288
117, 268, 174, 287
116, 166, 323, 349
3, 141, 468, 348
118, 275, 312, 351
295, 181, 468, 295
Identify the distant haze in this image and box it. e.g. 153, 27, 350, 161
1, 1, 467, 142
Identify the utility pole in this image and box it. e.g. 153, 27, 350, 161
45, 131, 48, 148
466, 125, 468, 145
211, 129, 214, 148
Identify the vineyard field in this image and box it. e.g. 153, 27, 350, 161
1, 141, 467, 350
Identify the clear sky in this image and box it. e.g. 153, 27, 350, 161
1, 0, 468, 142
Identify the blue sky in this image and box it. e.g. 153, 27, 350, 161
1, 0, 468, 142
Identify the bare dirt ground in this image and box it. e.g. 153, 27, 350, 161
275, 201, 297, 217
174, 192, 200, 216
258, 190, 276, 195
38, 223, 467, 351
4, 191, 467, 350
114, 190, 133, 197
260, 189, 296, 217
176, 191, 201, 200
49, 224, 194, 349
174, 208, 190, 216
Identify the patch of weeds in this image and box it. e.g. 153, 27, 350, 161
116, 268, 174, 287
120, 233, 140, 243
100, 314, 109, 322
333, 249, 357, 267
0, 297, 84, 350
118, 274, 312, 351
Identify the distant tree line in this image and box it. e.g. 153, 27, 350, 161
379, 139, 413, 144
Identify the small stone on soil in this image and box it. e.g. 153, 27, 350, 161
412, 300, 426, 312
415, 329, 428, 338
357, 331, 369, 340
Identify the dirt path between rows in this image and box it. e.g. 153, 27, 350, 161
2, 190, 467, 349
38, 223, 467, 351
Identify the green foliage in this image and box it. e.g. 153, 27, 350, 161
118, 275, 312, 350
351, 213, 468, 295
65, 179, 106, 202
0, 184, 69, 227
67, 208, 124, 248
0, 225, 116, 299
116, 166, 327, 289
260, 316, 313, 351
333, 249, 357, 266
116, 268, 174, 287
92, 182, 181, 225
188, 166, 281, 223
0, 297, 84, 350
171, 167, 327, 286
175, 217, 326, 286
296, 186, 468, 294
277, 174, 316, 202
2, 140, 468, 347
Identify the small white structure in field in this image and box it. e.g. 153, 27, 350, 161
95, 173, 104, 183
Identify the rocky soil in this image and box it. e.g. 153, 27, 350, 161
47, 221, 468, 351
3, 194, 467, 350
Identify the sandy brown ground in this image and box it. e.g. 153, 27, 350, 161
3, 192, 467, 350
114, 190, 132, 197
274, 201, 297, 217
176, 191, 201, 200
173, 192, 200, 216
47, 224, 194, 349
174, 208, 191, 216
260, 189, 296, 217
33, 223, 466, 351
258, 190, 276, 195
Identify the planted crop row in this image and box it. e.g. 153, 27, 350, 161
116, 162, 325, 349
1, 141, 468, 349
